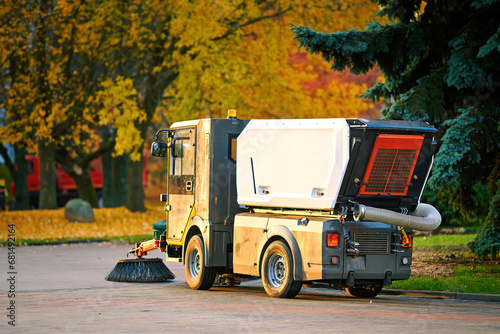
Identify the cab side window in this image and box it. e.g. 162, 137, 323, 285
171, 129, 195, 176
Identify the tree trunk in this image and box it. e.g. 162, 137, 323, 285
124, 68, 173, 212
102, 150, 128, 208
14, 146, 30, 210
73, 167, 98, 208
35, 0, 56, 210
56, 129, 116, 208
102, 147, 113, 207
102, 127, 115, 207
0, 144, 30, 210
114, 154, 128, 207
126, 154, 145, 212
38, 141, 58, 209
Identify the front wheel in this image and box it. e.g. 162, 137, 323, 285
261, 240, 302, 298
185, 235, 216, 290
345, 285, 383, 298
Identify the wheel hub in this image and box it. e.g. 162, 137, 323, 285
189, 248, 201, 279
268, 253, 286, 287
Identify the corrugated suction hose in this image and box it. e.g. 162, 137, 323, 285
353, 202, 441, 231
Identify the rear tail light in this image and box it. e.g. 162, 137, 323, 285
327, 233, 339, 248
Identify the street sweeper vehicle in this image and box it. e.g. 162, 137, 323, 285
107, 112, 441, 298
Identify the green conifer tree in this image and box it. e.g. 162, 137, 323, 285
292, 0, 500, 258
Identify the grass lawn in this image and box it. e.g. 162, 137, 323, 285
391, 233, 500, 294
391, 267, 500, 294
413, 233, 477, 249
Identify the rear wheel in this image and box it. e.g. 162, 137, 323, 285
345, 285, 383, 298
185, 235, 216, 290
261, 240, 302, 298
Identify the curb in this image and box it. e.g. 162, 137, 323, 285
21, 239, 111, 246
381, 289, 500, 302
305, 282, 499, 302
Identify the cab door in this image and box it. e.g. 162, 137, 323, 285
167, 127, 196, 243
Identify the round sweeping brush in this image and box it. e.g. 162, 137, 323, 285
105, 258, 175, 282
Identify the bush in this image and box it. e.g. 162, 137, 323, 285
468, 185, 500, 258
468, 224, 500, 258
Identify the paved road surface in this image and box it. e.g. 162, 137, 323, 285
1, 243, 499, 333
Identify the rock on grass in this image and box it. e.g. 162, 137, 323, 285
64, 199, 94, 222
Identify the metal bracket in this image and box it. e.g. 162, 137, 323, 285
154, 129, 174, 142
346, 271, 355, 287
384, 271, 392, 286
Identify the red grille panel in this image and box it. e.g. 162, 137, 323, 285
360, 135, 424, 196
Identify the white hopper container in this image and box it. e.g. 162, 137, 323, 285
237, 119, 350, 210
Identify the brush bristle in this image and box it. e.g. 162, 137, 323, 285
105, 258, 175, 282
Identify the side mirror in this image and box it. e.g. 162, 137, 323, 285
151, 142, 168, 157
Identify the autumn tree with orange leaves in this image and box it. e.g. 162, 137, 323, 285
1, 0, 383, 211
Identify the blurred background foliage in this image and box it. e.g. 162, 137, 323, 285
0, 0, 384, 212
1, 1, 498, 257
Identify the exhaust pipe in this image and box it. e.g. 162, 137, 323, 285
353, 203, 441, 231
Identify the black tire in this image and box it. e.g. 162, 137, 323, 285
185, 235, 216, 290
345, 285, 383, 298
261, 240, 302, 298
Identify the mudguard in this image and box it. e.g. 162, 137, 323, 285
257, 225, 304, 281
181, 216, 208, 265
